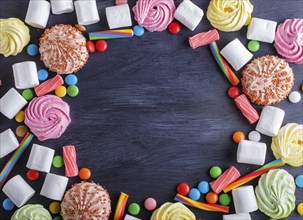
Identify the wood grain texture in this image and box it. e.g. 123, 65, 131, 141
0, 0, 302, 219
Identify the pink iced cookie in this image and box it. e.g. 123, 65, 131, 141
132, 0, 175, 32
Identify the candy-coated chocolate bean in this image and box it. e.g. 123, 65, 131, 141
95, 40, 108, 52
168, 21, 181, 34
86, 41, 95, 53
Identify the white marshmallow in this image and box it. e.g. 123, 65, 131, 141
25, 0, 50, 29
106, 4, 132, 29
74, 0, 100, 25
2, 175, 35, 207
40, 173, 68, 200
247, 17, 277, 43
248, 130, 261, 142
174, 0, 204, 31
223, 213, 251, 220
220, 38, 253, 71
51, 0, 74, 14
13, 61, 39, 89
0, 88, 27, 119
0, 129, 19, 158
256, 106, 285, 137
124, 214, 142, 220
232, 185, 258, 213
237, 140, 267, 165
26, 144, 55, 173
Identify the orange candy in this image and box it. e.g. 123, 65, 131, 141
232, 131, 245, 143
206, 192, 218, 204
79, 168, 91, 180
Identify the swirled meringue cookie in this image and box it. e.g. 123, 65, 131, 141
151, 202, 195, 220
255, 169, 296, 219
132, 0, 176, 32
61, 182, 111, 220
272, 123, 303, 167
241, 55, 294, 105
11, 204, 52, 220
274, 18, 303, 64
24, 95, 71, 141
39, 24, 88, 74
207, 0, 253, 32
0, 18, 30, 57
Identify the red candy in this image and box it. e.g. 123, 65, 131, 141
168, 21, 181, 34
86, 41, 95, 53
95, 40, 108, 52
228, 87, 241, 98
26, 169, 39, 181
177, 183, 190, 196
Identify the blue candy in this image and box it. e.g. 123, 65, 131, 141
295, 175, 303, 188
133, 25, 145, 37
27, 44, 39, 56
65, 74, 78, 85
198, 181, 210, 194
188, 188, 200, 201
37, 69, 49, 81
3, 198, 15, 211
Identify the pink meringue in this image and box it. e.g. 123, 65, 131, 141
24, 95, 71, 141
274, 18, 303, 64
132, 0, 176, 32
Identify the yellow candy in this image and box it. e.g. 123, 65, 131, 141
301, 84, 303, 92
15, 110, 25, 123
298, 203, 303, 216
55, 86, 67, 97
49, 201, 61, 215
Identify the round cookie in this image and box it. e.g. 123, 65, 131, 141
241, 55, 294, 105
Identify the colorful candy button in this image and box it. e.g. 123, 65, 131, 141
52, 155, 64, 168
65, 74, 78, 85
301, 84, 303, 92
15, 110, 25, 123
288, 91, 301, 103
67, 85, 79, 97
206, 192, 218, 204
128, 203, 140, 215
86, 41, 95, 53
55, 86, 67, 97
49, 201, 61, 214
209, 166, 222, 179
188, 188, 200, 201
232, 131, 245, 143
298, 203, 303, 216
16, 125, 29, 137
27, 44, 39, 56
38, 69, 49, 81
228, 87, 241, 99
247, 40, 260, 52
168, 21, 181, 34
22, 89, 34, 100
133, 25, 144, 37
295, 175, 303, 188
198, 181, 210, 194
26, 169, 39, 181
3, 198, 15, 211
79, 168, 91, 180
248, 130, 261, 142
95, 40, 108, 52
177, 183, 190, 196
144, 197, 157, 211
219, 193, 231, 206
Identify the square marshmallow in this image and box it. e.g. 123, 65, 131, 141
2, 175, 35, 207
0, 88, 27, 119
26, 144, 55, 173
106, 4, 132, 29
220, 38, 253, 71
256, 106, 285, 137
13, 61, 39, 89
74, 0, 100, 25
247, 17, 277, 43
223, 213, 251, 220
51, 0, 74, 15
237, 140, 267, 165
40, 173, 68, 200
0, 129, 19, 158
25, 0, 50, 29
174, 0, 204, 31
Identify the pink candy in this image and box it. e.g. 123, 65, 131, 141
210, 166, 240, 194
116, 0, 128, 5
234, 94, 259, 124
189, 29, 220, 49
63, 145, 79, 177
34, 74, 63, 97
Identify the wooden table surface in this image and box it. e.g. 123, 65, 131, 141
0, 0, 302, 219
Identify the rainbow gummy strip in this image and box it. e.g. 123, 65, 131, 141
223, 158, 285, 193
0, 132, 34, 189
89, 29, 134, 40
174, 194, 229, 213
114, 192, 129, 220
209, 41, 240, 86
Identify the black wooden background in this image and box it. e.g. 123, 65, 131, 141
0, 0, 302, 219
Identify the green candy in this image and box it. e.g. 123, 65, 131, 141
219, 193, 231, 206
22, 89, 34, 100
128, 203, 140, 215
247, 40, 260, 52
52, 155, 64, 168
67, 85, 79, 97
11, 204, 52, 220
53, 217, 63, 220
209, 166, 222, 179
